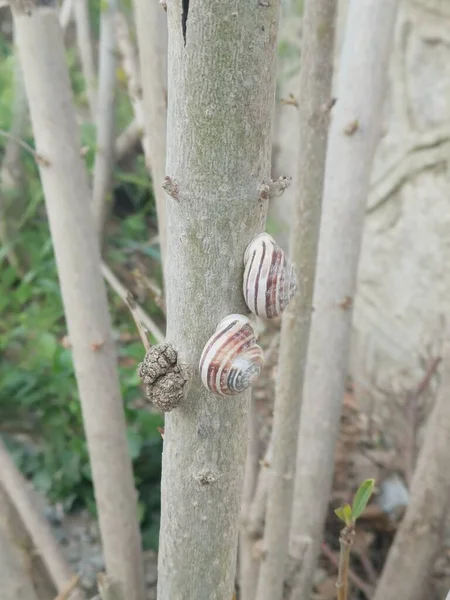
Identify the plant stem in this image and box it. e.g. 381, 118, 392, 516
336, 526, 355, 600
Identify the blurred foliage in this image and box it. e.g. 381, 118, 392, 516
0, 20, 163, 550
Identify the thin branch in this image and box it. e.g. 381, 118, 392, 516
92, 0, 118, 237
321, 542, 372, 599
101, 261, 164, 343
0, 440, 85, 600
113, 12, 151, 168
53, 575, 81, 600
255, 2, 337, 598
125, 292, 151, 353
0, 128, 49, 166
336, 527, 355, 600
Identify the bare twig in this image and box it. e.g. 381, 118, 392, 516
125, 292, 151, 353
0, 129, 49, 166
336, 527, 355, 600
132, 261, 166, 314
101, 261, 164, 343
321, 542, 372, 599
53, 575, 81, 600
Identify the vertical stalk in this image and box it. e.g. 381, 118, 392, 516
158, 1, 282, 597
255, 3, 337, 599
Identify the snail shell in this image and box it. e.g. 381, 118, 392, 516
243, 232, 298, 319
199, 314, 264, 396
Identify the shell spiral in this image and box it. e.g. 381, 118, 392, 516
243, 232, 298, 319
199, 314, 264, 396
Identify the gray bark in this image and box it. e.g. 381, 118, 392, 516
239, 397, 260, 600
157, 1, 282, 598
92, 0, 117, 236
0, 485, 40, 600
0, 25, 28, 273
0, 440, 83, 600
255, 3, 337, 599
287, 1, 400, 598
11, 3, 145, 600
132, 0, 168, 269
373, 348, 450, 600
73, 0, 97, 116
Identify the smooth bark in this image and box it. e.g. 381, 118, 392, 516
92, 0, 117, 236
255, 3, 337, 599
373, 347, 450, 600
113, 13, 153, 189
239, 397, 260, 600
73, 0, 97, 116
115, 119, 141, 162
287, 1, 400, 598
157, 2, 281, 598
0, 485, 40, 600
12, 4, 145, 600
132, 0, 167, 269
0, 25, 28, 273
0, 441, 84, 600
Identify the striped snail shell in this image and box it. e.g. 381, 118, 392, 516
199, 314, 264, 396
243, 232, 298, 319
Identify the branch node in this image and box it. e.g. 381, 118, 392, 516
269, 175, 291, 197
343, 119, 359, 136
195, 470, 218, 485
321, 97, 337, 114
280, 93, 299, 108
138, 343, 189, 412
162, 175, 180, 200
159, 0, 167, 10
260, 175, 291, 201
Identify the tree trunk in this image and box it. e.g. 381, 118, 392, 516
286, 1, 400, 598
11, 4, 145, 600
157, 2, 282, 598
255, 3, 337, 600
73, 0, 97, 116
0, 441, 83, 600
373, 349, 450, 600
92, 0, 117, 237
269, 0, 302, 252
239, 397, 260, 600
0, 485, 40, 600
0, 25, 28, 274
132, 0, 168, 269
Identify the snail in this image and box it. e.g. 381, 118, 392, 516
199, 314, 264, 396
243, 232, 298, 319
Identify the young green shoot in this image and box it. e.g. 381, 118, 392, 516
334, 479, 375, 600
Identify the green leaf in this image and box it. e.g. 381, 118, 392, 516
334, 504, 352, 526
352, 478, 375, 521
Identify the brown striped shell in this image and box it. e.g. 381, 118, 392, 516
243, 232, 298, 319
199, 314, 264, 396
